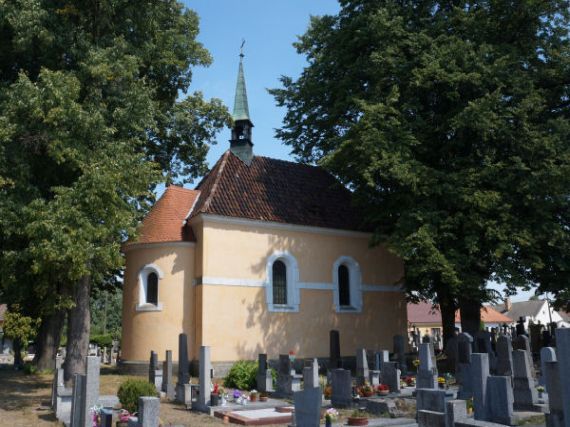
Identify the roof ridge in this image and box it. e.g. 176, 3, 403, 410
200, 150, 230, 214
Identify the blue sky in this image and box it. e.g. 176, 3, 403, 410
174, 0, 535, 302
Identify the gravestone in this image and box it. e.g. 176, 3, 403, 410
471, 353, 490, 421
416, 389, 447, 427
422, 335, 433, 344
256, 353, 273, 392
330, 330, 341, 368
175, 333, 190, 403
303, 358, 320, 389
393, 334, 407, 374
276, 354, 302, 397
70, 356, 101, 427
417, 342, 438, 389
486, 376, 514, 426
356, 348, 369, 385
382, 362, 401, 393
52, 365, 72, 421
193, 345, 211, 412
544, 361, 564, 427
162, 350, 174, 399
375, 350, 390, 371
514, 335, 535, 378
293, 386, 321, 427
516, 317, 526, 336
555, 328, 570, 427
512, 349, 538, 411
540, 347, 556, 388
496, 334, 513, 377
457, 332, 473, 399
149, 351, 162, 392
138, 397, 160, 427
444, 336, 459, 373
475, 331, 497, 373
331, 369, 352, 408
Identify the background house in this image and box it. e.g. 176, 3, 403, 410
491, 298, 568, 329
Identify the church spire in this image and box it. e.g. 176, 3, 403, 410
230, 40, 254, 165
232, 42, 251, 121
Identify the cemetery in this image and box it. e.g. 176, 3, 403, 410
1, 2, 570, 427
31, 326, 569, 426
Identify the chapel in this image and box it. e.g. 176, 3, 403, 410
120, 54, 408, 369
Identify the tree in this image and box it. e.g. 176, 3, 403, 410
2, 306, 39, 368
271, 0, 570, 340
0, 1, 230, 379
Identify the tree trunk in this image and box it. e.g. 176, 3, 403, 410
13, 339, 23, 369
64, 275, 91, 385
438, 294, 457, 350
34, 310, 66, 371
459, 296, 481, 337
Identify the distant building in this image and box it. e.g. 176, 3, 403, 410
491, 298, 568, 329
407, 301, 514, 349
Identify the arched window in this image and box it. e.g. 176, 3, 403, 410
136, 264, 164, 312
338, 265, 351, 307
266, 252, 300, 312
272, 260, 287, 305
146, 272, 158, 305
332, 256, 363, 312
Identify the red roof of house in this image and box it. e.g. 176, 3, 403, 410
130, 185, 199, 244
191, 151, 365, 231
407, 302, 514, 326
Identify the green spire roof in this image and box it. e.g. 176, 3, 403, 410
232, 55, 251, 121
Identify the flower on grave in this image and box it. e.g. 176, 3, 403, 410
90, 405, 103, 427
412, 359, 420, 368
376, 384, 390, 392
438, 376, 446, 384
325, 408, 339, 421
233, 389, 241, 399
537, 386, 545, 393
118, 410, 132, 422
212, 383, 224, 395
288, 350, 296, 361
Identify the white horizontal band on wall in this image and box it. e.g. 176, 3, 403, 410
199, 276, 403, 292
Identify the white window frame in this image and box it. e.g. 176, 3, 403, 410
265, 251, 300, 312
136, 263, 164, 312
332, 256, 363, 313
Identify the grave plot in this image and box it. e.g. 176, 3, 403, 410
214, 407, 294, 426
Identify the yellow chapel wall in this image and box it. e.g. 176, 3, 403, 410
121, 243, 195, 362
194, 215, 408, 363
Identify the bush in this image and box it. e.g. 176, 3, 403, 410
224, 360, 258, 390
117, 379, 158, 413
23, 363, 38, 375
90, 334, 113, 348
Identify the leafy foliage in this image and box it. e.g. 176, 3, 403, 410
2, 306, 39, 349
223, 361, 258, 391
271, 0, 570, 322
117, 379, 159, 414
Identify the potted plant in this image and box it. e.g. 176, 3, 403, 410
259, 391, 269, 402
348, 409, 369, 426
377, 384, 390, 396
288, 349, 296, 362
412, 359, 420, 372
324, 385, 333, 400
537, 386, 545, 399
211, 383, 224, 406
324, 408, 339, 427
249, 389, 258, 402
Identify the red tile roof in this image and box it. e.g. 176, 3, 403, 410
407, 302, 514, 326
191, 151, 365, 231
130, 186, 199, 245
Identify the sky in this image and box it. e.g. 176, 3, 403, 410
172, 0, 535, 303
